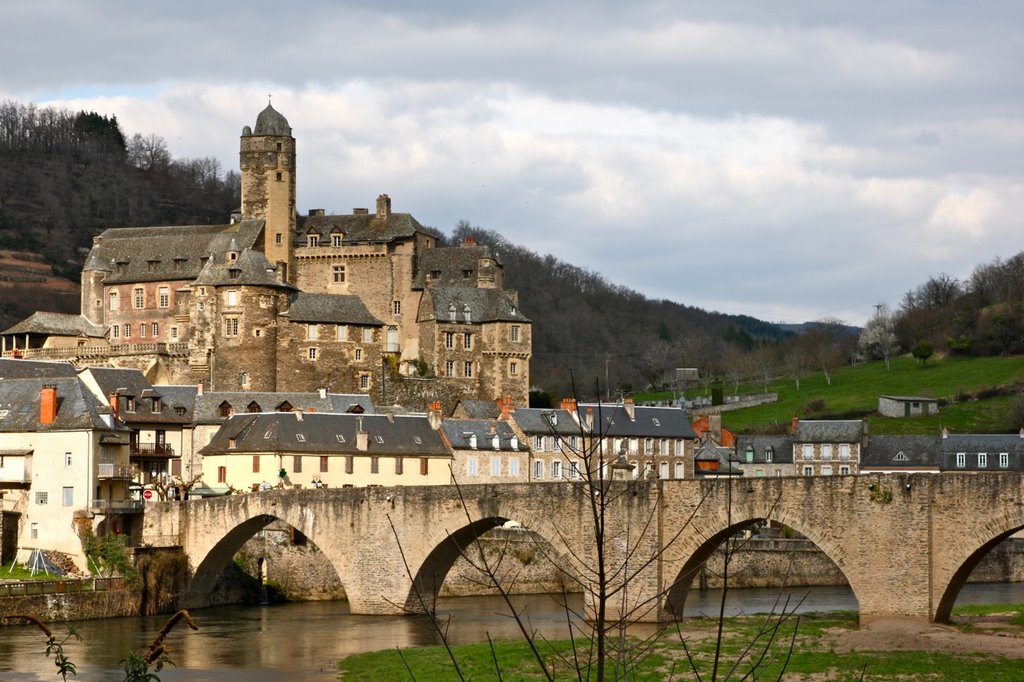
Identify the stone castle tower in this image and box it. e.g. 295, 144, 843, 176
240, 103, 296, 282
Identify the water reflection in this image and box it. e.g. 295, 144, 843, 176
2, 583, 1023, 681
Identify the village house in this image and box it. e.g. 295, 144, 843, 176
198, 411, 452, 491
0, 371, 134, 570
734, 434, 795, 478
792, 417, 866, 476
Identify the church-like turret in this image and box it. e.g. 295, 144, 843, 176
240, 103, 296, 282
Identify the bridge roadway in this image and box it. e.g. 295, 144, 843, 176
141, 473, 1024, 624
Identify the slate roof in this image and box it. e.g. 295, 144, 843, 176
422, 286, 530, 324
1, 312, 107, 338
579, 404, 697, 439
454, 399, 501, 419
793, 420, 864, 443
693, 441, 743, 476
734, 435, 795, 464
938, 433, 1024, 471
193, 391, 375, 424
200, 412, 450, 457
191, 247, 294, 289
441, 419, 529, 452
79, 367, 197, 425
860, 435, 942, 469
298, 211, 436, 246
0, 358, 78, 379
879, 395, 940, 403
510, 408, 584, 438
86, 220, 265, 284
0, 376, 124, 433
414, 244, 502, 287
282, 293, 382, 326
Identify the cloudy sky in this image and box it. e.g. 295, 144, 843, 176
4, 1, 1022, 325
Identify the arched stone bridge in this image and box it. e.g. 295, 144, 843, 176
141, 473, 1024, 624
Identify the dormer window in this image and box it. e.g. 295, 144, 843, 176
462, 269, 472, 279
307, 234, 319, 247
463, 304, 471, 323
331, 234, 343, 247
125, 397, 136, 412
228, 437, 237, 449
151, 398, 161, 413
449, 303, 457, 322
173, 257, 186, 271
228, 251, 238, 262
218, 401, 233, 417
247, 401, 261, 413
147, 259, 159, 272
228, 268, 240, 279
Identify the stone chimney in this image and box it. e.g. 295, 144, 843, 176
791, 414, 799, 434
196, 382, 204, 396
40, 385, 58, 425
1019, 427, 1024, 439
624, 398, 635, 421
709, 414, 722, 442
376, 193, 391, 220
428, 401, 443, 430
308, 208, 325, 217
356, 417, 368, 451
497, 396, 514, 420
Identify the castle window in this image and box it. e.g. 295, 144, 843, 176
276, 142, 282, 152
241, 373, 250, 388
228, 269, 240, 279
124, 324, 132, 338
108, 291, 119, 310
158, 287, 169, 308
463, 304, 471, 323
449, 303, 457, 322
393, 300, 401, 315
332, 234, 343, 247
307, 324, 318, 341
464, 361, 473, 378
360, 374, 370, 390
170, 327, 178, 341
362, 328, 373, 343
151, 322, 158, 336
337, 325, 347, 341
307, 234, 319, 247
510, 325, 520, 342
276, 171, 283, 182
355, 348, 362, 360
275, 233, 282, 245
224, 317, 239, 336
332, 264, 346, 283
464, 333, 472, 350
308, 347, 318, 360
445, 332, 454, 349
133, 288, 144, 309
140, 324, 147, 338
199, 287, 206, 296
445, 360, 455, 377
226, 290, 238, 306
509, 361, 518, 376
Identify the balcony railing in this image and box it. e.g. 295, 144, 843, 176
97, 464, 134, 480
91, 498, 144, 514
131, 443, 175, 457
384, 342, 401, 353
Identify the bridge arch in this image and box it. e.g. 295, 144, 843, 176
663, 507, 860, 619
933, 508, 1024, 623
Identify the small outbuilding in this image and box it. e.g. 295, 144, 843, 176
878, 395, 939, 418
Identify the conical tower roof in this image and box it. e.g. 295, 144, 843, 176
253, 103, 291, 136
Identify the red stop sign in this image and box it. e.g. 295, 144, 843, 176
143, 489, 153, 500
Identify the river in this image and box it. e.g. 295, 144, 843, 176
3, 583, 1024, 681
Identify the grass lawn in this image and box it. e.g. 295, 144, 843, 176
636, 355, 1024, 435
338, 605, 1024, 681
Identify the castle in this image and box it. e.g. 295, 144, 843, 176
1, 105, 532, 409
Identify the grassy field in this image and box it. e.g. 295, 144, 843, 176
337, 604, 1024, 680
636, 355, 1024, 435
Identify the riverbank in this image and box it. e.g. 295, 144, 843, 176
337, 605, 1024, 681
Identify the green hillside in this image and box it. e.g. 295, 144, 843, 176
646, 355, 1024, 435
